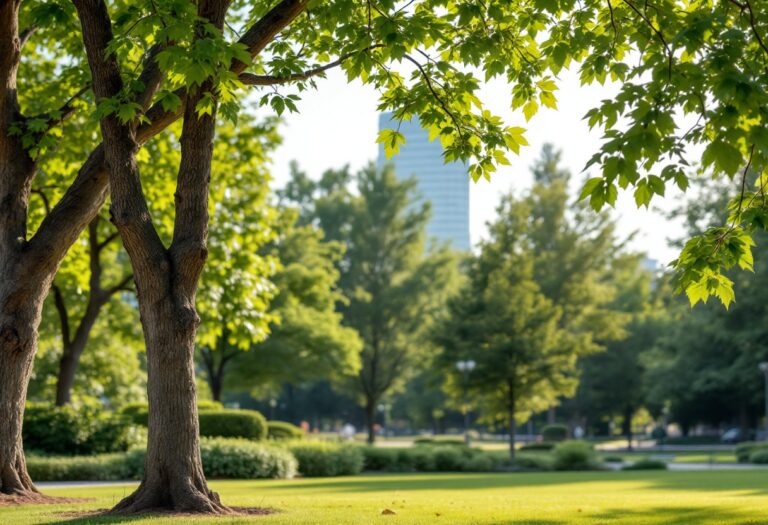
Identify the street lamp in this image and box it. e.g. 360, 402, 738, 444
760, 362, 768, 441
377, 403, 391, 437
456, 359, 476, 445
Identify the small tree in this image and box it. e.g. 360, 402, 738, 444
437, 254, 573, 460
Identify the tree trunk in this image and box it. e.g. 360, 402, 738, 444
622, 406, 633, 451
0, 283, 45, 499
508, 383, 516, 461
112, 297, 226, 513
54, 345, 78, 406
365, 397, 377, 445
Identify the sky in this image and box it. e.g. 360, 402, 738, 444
262, 67, 687, 266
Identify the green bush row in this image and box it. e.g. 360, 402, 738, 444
519, 441, 556, 451
288, 442, 364, 477
736, 442, 768, 463
542, 424, 569, 442
23, 403, 143, 456
551, 441, 600, 471
622, 459, 668, 470
28, 438, 296, 481
268, 421, 304, 440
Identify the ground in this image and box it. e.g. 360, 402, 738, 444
3, 470, 768, 524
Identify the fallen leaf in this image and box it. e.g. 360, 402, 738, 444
381, 509, 397, 515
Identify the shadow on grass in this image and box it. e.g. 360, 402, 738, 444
249, 470, 768, 497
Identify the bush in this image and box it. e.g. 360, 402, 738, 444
26, 453, 140, 481
362, 447, 400, 471
512, 454, 553, 471
200, 438, 296, 479
461, 453, 495, 472
736, 442, 768, 463
268, 421, 304, 441
552, 440, 599, 471
662, 435, 720, 445
198, 400, 224, 411
750, 449, 768, 464
622, 459, 668, 470
28, 439, 296, 481
541, 424, 568, 442
289, 442, 364, 477
23, 403, 139, 455
432, 446, 468, 471
520, 442, 556, 451
199, 409, 267, 441
603, 455, 624, 463
414, 438, 465, 447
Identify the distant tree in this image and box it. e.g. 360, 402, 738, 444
283, 164, 461, 443
436, 250, 571, 459
199, 208, 362, 402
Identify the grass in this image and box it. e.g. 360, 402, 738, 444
3, 470, 768, 524
599, 450, 738, 464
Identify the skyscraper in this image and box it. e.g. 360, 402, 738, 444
377, 114, 471, 251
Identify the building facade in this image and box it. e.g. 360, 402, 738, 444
377, 114, 471, 251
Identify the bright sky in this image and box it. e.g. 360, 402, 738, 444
263, 68, 686, 266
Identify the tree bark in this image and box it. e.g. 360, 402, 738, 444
0, 285, 43, 499
622, 406, 633, 451
508, 382, 516, 461
365, 397, 377, 445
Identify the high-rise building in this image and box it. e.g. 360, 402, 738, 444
377, 114, 471, 251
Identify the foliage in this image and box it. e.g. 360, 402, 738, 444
288, 442, 365, 477
737, 442, 768, 463
23, 403, 141, 456
198, 410, 268, 441
267, 421, 304, 441
541, 424, 568, 442
552, 441, 600, 471
219, 207, 362, 398
199, 438, 297, 479
26, 452, 143, 482
197, 400, 224, 412
622, 459, 668, 471
520, 442, 557, 452
749, 449, 768, 465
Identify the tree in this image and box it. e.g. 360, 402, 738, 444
0, 0, 546, 504
436, 252, 572, 460
199, 208, 362, 402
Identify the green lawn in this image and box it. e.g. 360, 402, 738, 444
598, 450, 738, 464
3, 471, 768, 524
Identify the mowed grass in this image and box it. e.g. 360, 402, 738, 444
4, 470, 768, 524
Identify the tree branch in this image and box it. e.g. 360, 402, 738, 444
51, 284, 72, 347
238, 45, 383, 86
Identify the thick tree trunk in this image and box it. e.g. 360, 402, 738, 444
622, 406, 633, 451
54, 346, 78, 406
0, 281, 46, 499
112, 298, 226, 513
365, 397, 377, 445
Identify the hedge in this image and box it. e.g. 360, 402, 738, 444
622, 459, 667, 470
27, 439, 296, 481
552, 441, 600, 471
519, 442, 556, 451
119, 400, 225, 427
23, 403, 140, 456
289, 442, 364, 477
541, 424, 568, 442
198, 410, 268, 440
268, 421, 304, 440
736, 442, 768, 463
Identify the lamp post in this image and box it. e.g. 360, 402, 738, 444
456, 359, 476, 445
377, 402, 391, 437
760, 362, 768, 441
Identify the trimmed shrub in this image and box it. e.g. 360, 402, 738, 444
28, 439, 296, 481
198, 400, 224, 412
541, 424, 568, 442
622, 459, 667, 470
289, 442, 364, 477
461, 453, 495, 472
399, 447, 436, 472
200, 438, 296, 479
750, 449, 768, 464
512, 454, 552, 471
662, 435, 719, 446
552, 440, 599, 471
603, 455, 625, 463
362, 447, 400, 471
414, 438, 465, 447
198, 409, 267, 441
736, 442, 768, 463
268, 421, 304, 441
520, 442, 556, 451
432, 446, 468, 471
23, 403, 139, 455
27, 453, 139, 481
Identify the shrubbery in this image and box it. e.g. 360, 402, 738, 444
289, 442, 364, 477
23, 403, 140, 455
28, 438, 296, 481
198, 410, 268, 441
622, 459, 667, 470
268, 421, 304, 440
736, 442, 768, 463
119, 400, 225, 427
749, 449, 768, 464
541, 424, 568, 442
552, 440, 600, 471
200, 438, 297, 479
512, 454, 553, 471
360, 445, 524, 473
519, 442, 556, 451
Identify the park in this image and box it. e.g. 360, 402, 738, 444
2, 0, 768, 523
